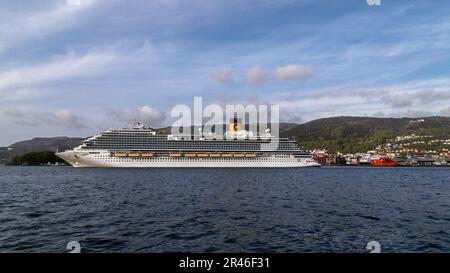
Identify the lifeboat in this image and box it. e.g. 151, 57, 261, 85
128, 152, 141, 157
114, 152, 128, 157
245, 154, 257, 157
210, 153, 221, 157
221, 154, 233, 157
169, 153, 182, 157
233, 154, 245, 157
197, 153, 209, 157
184, 153, 197, 157
141, 152, 154, 157
371, 157, 398, 167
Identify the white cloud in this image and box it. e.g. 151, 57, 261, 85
106, 106, 166, 127
4, 108, 88, 129
212, 67, 234, 84
440, 107, 450, 117
372, 111, 386, 117
282, 110, 304, 123
0, 51, 119, 92
246, 66, 267, 85
0, 0, 98, 52
311, 78, 450, 109
382, 110, 434, 118
381, 93, 414, 108
0, 88, 47, 102
275, 64, 314, 81
271, 77, 450, 122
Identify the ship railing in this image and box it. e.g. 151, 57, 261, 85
165, 135, 291, 141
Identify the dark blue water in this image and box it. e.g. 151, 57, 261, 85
0, 166, 449, 253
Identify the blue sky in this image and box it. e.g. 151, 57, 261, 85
1, 0, 450, 145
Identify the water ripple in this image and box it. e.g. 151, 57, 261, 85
0, 166, 449, 252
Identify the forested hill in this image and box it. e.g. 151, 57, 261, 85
1, 116, 449, 163
0, 137, 83, 164
156, 116, 450, 153
282, 116, 450, 153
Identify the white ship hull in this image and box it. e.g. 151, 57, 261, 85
56, 150, 321, 168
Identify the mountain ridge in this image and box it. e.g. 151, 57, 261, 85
1, 116, 449, 163
283, 116, 450, 153
0, 136, 84, 164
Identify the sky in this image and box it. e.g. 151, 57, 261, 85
1, 0, 450, 145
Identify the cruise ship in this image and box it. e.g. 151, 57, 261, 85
56, 120, 320, 168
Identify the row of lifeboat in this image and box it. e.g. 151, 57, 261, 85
113, 152, 154, 157
171, 153, 257, 158
112, 152, 257, 158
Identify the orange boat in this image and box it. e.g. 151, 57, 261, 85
371, 158, 398, 167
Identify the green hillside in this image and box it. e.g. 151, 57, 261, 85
282, 116, 450, 153
0, 137, 83, 164
1, 116, 449, 164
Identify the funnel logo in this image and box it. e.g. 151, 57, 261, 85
230, 119, 241, 132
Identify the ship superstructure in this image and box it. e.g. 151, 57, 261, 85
56, 120, 320, 168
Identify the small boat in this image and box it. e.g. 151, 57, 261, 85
141, 153, 154, 157
334, 155, 347, 165
233, 154, 245, 157
114, 152, 128, 157
313, 154, 328, 165
128, 152, 141, 157
371, 157, 398, 167
197, 153, 209, 157
169, 153, 182, 157
184, 153, 197, 157
245, 154, 257, 157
